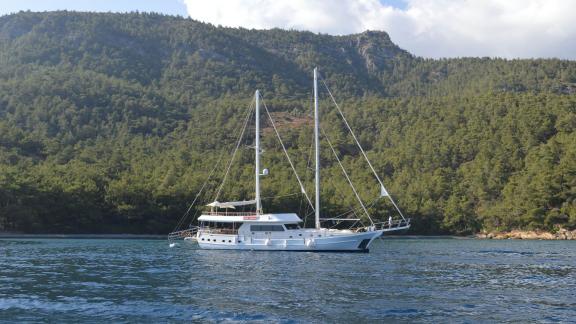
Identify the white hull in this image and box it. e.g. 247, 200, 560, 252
196, 230, 382, 252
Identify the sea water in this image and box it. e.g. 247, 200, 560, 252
1, 238, 574, 322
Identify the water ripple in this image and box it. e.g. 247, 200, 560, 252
0, 238, 575, 322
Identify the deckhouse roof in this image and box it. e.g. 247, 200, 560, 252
198, 213, 302, 223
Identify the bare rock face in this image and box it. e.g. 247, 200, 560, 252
353, 30, 408, 73
477, 228, 576, 240
556, 228, 567, 240
550, 228, 576, 240
540, 232, 557, 240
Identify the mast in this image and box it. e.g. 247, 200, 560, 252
255, 90, 262, 215
314, 68, 320, 229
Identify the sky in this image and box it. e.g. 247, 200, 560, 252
1, 0, 575, 59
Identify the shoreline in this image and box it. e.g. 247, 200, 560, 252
0, 233, 166, 240
1, 231, 574, 240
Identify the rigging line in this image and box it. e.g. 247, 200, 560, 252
172, 99, 256, 232
320, 76, 407, 221
297, 90, 316, 225
213, 99, 255, 202
260, 192, 301, 200
301, 140, 314, 226
327, 198, 379, 232
323, 218, 360, 230
302, 210, 315, 224
348, 220, 360, 230
260, 96, 315, 212
214, 98, 255, 202
302, 89, 316, 227
320, 125, 374, 225
325, 158, 361, 219
330, 197, 378, 219
171, 159, 220, 232
172, 145, 239, 232
297, 187, 304, 221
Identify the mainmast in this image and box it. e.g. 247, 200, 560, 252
313, 68, 320, 229
255, 90, 262, 215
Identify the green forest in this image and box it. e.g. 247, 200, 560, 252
0, 11, 575, 234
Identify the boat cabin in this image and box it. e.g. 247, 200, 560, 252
197, 209, 309, 243
198, 213, 302, 233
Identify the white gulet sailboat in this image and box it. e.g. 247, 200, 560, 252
169, 68, 410, 252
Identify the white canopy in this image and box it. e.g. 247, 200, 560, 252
199, 213, 302, 223
206, 200, 257, 209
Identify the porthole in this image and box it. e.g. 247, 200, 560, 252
228, 240, 232, 243
201, 238, 204, 241
298, 234, 302, 236
289, 236, 293, 238
222, 240, 225, 242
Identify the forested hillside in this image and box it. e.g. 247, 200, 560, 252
0, 11, 575, 234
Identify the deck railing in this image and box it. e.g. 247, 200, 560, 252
203, 211, 258, 217
198, 227, 239, 235
374, 218, 411, 231
167, 226, 241, 242
168, 227, 198, 241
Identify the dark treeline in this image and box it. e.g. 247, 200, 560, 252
0, 11, 575, 234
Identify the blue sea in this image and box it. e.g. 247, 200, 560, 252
1, 238, 575, 322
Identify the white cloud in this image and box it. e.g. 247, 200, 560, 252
182, 0, 576, 59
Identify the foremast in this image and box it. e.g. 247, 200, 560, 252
255, 90, 262, 215
313, 68, 321, 229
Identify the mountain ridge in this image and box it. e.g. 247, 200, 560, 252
0, 11, 575, 234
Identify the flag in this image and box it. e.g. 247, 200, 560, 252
380, 185, 389, 197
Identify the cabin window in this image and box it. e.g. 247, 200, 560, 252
284, 224, 300, 230
250, 225, 285, 232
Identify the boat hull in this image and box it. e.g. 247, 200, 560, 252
196, 230, 382, 252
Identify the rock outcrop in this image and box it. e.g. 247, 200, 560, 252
477, 228, 576, 240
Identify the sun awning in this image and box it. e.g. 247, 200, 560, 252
206, 200, 257, 209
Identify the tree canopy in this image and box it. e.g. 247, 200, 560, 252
0, 11, 575, 234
